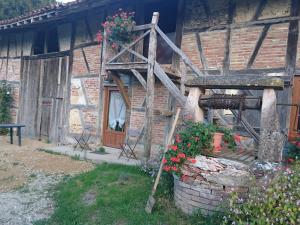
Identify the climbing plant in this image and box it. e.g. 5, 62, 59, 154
0, 81, 13, 134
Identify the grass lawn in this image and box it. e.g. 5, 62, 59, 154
35, 164, 222, 225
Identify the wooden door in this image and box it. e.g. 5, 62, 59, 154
103, 87, 127, 148
289, 76, 300, 140
19, 56, 69, 142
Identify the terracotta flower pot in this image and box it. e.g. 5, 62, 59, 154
213, 132, 224, 153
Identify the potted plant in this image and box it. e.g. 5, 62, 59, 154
163, 122, 236, 178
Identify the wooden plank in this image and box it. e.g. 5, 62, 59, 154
110, 71, 131, 109
185, 76, 284, 90
131, 69, 147, 90
154, 62, 187, 106
81, 48, 91, 73
144, 12, 159, 159
133, 24, 151, 31
107, 30, 150, 63
247, 25, 270, 69
195, 33, 208, 71
252, 0, 268, 21
106, 62, 148, 71
172, 0, 185, 69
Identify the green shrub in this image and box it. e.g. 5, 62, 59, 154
286, 137, 300, 162
163, 122, 236, 176
224, 162, 300, 225
0, 81, 13, 135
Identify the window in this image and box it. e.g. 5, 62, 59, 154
32, 28, 59, 55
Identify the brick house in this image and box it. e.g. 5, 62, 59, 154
0, 0, 299, 158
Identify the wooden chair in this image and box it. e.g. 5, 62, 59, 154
73, 126, 93, 151
119, 127, 144, 160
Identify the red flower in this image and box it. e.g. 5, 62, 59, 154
163, 166, 171, 172
171, 166, 178, 172
162, 158, 167, 164
287, 158, 294, 163
234, 135, 241, 143
170, 157, 180, 163
170, 145, 178, 151
181, 175, 189, 182
96, 32, 103, 43
175, 134, 182, 143
177, 153, 186, 159
187, 143, 191, 148
187, 157, 196, 164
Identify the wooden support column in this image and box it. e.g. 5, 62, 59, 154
144, 12, 159, 159
96, 30, 107, 145
183, 87, 205, 122
258, 89, 284, 162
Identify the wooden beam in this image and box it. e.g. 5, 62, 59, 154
252, 0, 268, 21
131, 69, 147, 90
247, 25, 270, 69
172, 0, 185, 69
154, 63, 187, 106
144, 12, 159, 159
81, 48, 91, 73
185, 76, 284, 90
195, 32, 208, 70
107, 30, 150, 63
105, 62, 148, 71
110, 71, 131, 109
84, 17, 94, 42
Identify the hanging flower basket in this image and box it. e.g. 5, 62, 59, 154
97, 9, 136, 49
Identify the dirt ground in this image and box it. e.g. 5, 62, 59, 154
0, 136, 94, 192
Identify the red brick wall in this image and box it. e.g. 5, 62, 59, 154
200, 31, 227, 70
181, 33, 203, 69
230, 27, 263, 70
252, 23, 289, 69
130, 81, 170, 145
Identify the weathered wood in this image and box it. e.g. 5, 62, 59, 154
258, 89, 284, 162
195, 33, 208, 71
180, 62, 187, 95
96, 30, 107, 145
185, 15, 300, 33
84, 17, 94, 42
106, 62, 148, 71
172, 0, 185, 69
252, 0, 268, 21
131, 69, 147, 90
154, 63, 187, 106
185, 76, 284, 90
199, 95, 262, 110
183, 87, 205, 122
81, 48, 91, 73
107, 30, 150, 63
144, 12, 159, 159
247, 25, 270, 69
132, 24, 151, 31
110, 71, 131, 109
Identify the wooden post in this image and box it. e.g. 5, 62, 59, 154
96, 30, 107, 146
258, 89, 284, 162
183, 87, 205, 122
144, 12, 159, 159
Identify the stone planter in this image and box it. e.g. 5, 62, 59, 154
173, 156, 252, 215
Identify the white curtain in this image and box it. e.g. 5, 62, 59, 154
108, 91, 126, 131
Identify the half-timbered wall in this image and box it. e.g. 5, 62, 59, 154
181, 0, 300, 131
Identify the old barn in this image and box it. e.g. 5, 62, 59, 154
0, 0, 299, 159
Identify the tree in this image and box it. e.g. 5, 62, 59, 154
0, 0, 56, 20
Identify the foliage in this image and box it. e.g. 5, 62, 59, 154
97, 9, 136, 49
163, 122, 236, 176
0, 0, 55, 20
34, 164, 216, 225
0, 81, 13, 135
224, 162, 300, 225
285, 137, 300, 162
94, 146, 106, 154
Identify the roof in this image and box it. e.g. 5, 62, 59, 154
0, 0, 92, 30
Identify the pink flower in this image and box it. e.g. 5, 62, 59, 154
177, 153, 186, 159
162, 158, 167, 164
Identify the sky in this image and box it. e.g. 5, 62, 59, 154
59, 0, 74, 3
